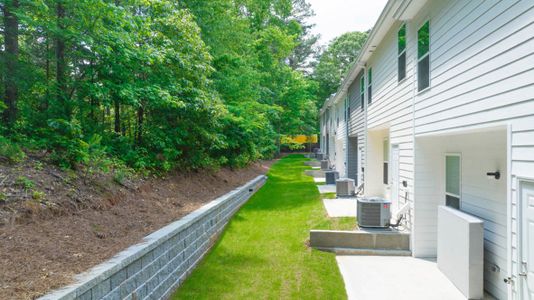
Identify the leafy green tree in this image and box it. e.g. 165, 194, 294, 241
312, 31, 369, 106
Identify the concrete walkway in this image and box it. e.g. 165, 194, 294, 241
313, 177, 325, 183
322, 198, 357, 217
317, 184, 336, 194
336, 256, 466, 300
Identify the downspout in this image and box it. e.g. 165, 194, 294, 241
345, 95, 350, 178
363, 65, 368, 195
410, 28, 418, 255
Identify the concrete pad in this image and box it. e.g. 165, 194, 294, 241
311, 166, 320, 170
310, 229, 410, 251
322, 198, 357, 217
313, 177, 325, 183
305, 169, 325, 178
304, 160, 321, 167
317, 184, 336, 194
336, 256, 466, 300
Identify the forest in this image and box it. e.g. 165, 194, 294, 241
0, 0, 368, 172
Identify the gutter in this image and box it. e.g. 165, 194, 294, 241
319, 0, 428, 113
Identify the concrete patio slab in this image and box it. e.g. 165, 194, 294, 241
336, 256, 465, 300
313, 177, 325, 183
304, 160, 321, 167
322, 198, 356, 217
317, 184, 336, 194
305, 169, 325, 178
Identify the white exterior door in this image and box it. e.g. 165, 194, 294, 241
521, 181, 534, 299
391, 145, 400, 212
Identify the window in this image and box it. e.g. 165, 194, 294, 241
383, 138, 389, 184
367, 68, 373, 104
360, 76, 365, 110
417, 21, 430, 91
445, 154, 461, 209
398, 24, 407, 81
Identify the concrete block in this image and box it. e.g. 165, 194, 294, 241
126, 259, 142, 278
437, 206, 484, 299
101, 287, 120, 300
325, 171, 339, 184
110, 269, 127, 290
91, 278, 111, 299
140, 250, 154, 268
77, 290, 92, 300
119, 277, 137, 299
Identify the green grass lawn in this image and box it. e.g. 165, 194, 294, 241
173, 154, 347, 299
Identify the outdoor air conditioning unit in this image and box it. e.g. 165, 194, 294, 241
325, 171, 339, 184
316, 153, 324, 160
357, 197, 391, 228
336, 178, 355, 197
320, 159, 329, 170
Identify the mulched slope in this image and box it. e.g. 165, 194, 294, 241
0, 159, 272, 300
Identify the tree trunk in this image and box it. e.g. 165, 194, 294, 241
114, 99, 121, 134
3, 0, 19, 128
44, 33, 50, 112
56, 1, 68, 118
136, 105, 144, 145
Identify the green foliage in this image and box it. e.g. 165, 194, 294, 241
0, 136, 26, 163
174, 155, 347, 298
32, 190, 45, 200
15, 176, 34, 190
312, 31, 369, 106
0, 0, 320, 172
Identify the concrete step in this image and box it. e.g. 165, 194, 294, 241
310, 229, 410, 253
320, 247, 412, 256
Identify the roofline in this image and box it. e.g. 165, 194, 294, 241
320, 0, 428, 115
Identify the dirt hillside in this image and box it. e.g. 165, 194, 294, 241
0, 158, 272, 300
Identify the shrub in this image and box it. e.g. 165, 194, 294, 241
0, 136, 26, 164
15, 176, 35, 190
32, 191, 45, 200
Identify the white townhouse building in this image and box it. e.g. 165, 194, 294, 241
319, 0, 534, 298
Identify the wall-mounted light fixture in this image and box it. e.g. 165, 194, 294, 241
486, 171, 501, 180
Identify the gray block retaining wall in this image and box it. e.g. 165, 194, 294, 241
40, 175, 267, 300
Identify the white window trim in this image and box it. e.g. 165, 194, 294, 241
445, 153, 462, 208
367, 67, 372, 105
417, 19, 431, 94
359, 75, 365, 110
398, 23, 407, 83
383, 137, 390, 185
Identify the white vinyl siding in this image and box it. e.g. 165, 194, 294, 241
366, 19, 415, 232
412, 0, 534, 298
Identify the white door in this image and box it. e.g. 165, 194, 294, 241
521, 181, 534, 299
390, 145, 400, 212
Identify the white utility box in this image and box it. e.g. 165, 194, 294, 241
437, 205, 484, 299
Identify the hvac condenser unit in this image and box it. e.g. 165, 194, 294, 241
320, 160, 329, 170
336, 178, 355, 197
357, 197, 391, 228
325, 171, 339, 184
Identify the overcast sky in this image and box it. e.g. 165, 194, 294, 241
307, 0, 389, 46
